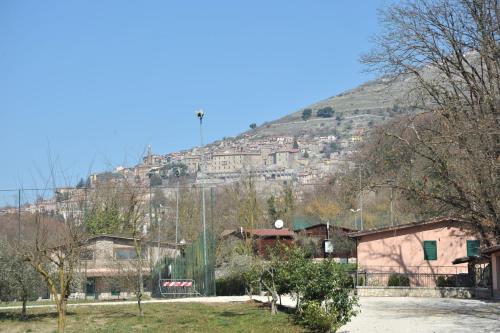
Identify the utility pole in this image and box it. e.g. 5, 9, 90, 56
18, 189, 21, 243
196, 109, 208, 294
358, 165, 363, 231
157, 204, 161, 282
390, 186, 394, 227
175, 171, 180, 250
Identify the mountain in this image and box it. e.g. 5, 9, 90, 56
236, 75, 416, 140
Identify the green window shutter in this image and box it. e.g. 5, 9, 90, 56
466, 240, 480, 257
423, 240, 437, 260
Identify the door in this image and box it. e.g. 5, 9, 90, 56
85, 277, 96, 298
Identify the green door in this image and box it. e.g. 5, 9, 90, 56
85, 278, 96, 297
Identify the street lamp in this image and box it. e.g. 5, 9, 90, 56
350, 208, 361, 230
196, 109, 208, 293
386, 179, 396, 227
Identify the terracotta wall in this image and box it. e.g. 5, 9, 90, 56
357, 221, 476, 274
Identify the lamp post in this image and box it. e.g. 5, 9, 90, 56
196, 109, 208, 293
175, 168, 180, 253
350, 208, 361, 230
385, 179, 397, 227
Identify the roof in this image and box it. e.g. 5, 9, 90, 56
348, 217, 468, 238
293, 216, 355, 232
452, 255, 489, 265
482, 245, 500, 255
247, 229, 295, 238
85, 234, 177, 248
300, 223, 354, 233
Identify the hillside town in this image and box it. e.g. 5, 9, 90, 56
1, 1, 499, 333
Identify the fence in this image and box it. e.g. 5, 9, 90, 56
153, 230, 217, 297
355, 265, 490, 288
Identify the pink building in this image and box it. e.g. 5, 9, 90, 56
350, 217, 480, 275
483, 245, 500, 299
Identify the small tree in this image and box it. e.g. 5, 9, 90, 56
21, 213, 84, 333
298, 259, 359, 333
302, 109, 312, 121
249, 123, 257, 129
0, 240, 42, 319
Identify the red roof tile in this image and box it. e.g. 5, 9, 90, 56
247, 228, 294, 237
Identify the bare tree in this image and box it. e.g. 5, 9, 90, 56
360, 0, 499, 241
20, 213, 84, 333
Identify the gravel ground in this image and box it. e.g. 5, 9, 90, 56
2, 295, 499, 332
340, 297, 500, 333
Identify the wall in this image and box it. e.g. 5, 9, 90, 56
357, 221, 475, 274
492, 252, 500, 299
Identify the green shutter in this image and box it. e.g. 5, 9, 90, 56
423, 240, 437, 260
466, 240, 480, 257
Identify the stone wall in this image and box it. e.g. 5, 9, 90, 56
356, 286, 491, 299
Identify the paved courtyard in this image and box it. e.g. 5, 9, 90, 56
341, 297, 500, 333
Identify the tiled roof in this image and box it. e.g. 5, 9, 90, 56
248, 228, 295, 237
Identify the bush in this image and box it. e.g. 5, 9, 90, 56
387, 273, 410, 287
297, 260, 359, 332
436, 276, 455, 287
216, 275, 246, 296
302, 109, 312, 121
317, 107, 335, 118
299, 301, 335, 333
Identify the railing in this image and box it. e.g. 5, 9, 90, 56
351, 265, 490, 288
356, 272, 473, 287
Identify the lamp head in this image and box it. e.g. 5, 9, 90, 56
196, 109, 205, 119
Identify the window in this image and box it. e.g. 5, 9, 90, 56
466, 240, 480, 257
80, 250, 94, 261
114, 248, 147, 260
423, 240, 437, 260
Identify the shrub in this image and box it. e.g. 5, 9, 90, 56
387, 273, 410, 287
436, 275, 455, 287
317, 107, 335, 118
302, 108, 312, 121
297, 260, 359, 332
299, 301, 335, 333
216, 275, 246, 296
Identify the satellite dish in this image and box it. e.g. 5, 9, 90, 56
274, 219, 284, 229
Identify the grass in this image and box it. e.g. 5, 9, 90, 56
0, 299, 99, 308
0, 301, 306, 333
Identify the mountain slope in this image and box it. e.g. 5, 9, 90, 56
239, 75, 416, 140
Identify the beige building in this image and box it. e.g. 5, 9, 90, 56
183, 155, 201, 174
76, 235, 177, 299
208, 152, 262, 173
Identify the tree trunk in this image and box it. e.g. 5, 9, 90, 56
137, 292, 143, 317
137, 266, 144, 317
57, 297, 67, 333
270, 291, 278, 315
21, 297, 27, 320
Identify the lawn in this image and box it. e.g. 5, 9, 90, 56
0, 302, 306, 333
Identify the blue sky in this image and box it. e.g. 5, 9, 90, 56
0, 0, 389, 191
